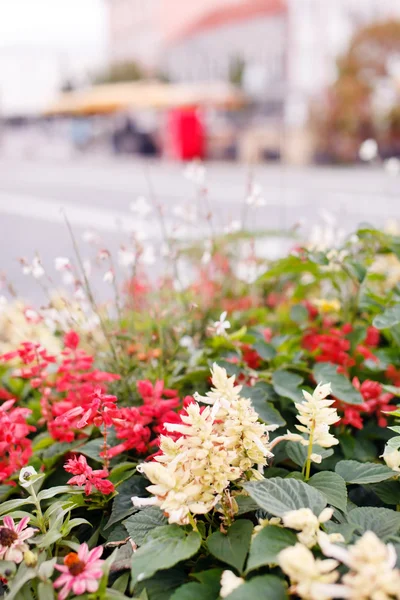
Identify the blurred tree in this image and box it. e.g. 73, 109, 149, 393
313, 20, 400, 163
229, 55, 246, 88
93, 61, 145, 84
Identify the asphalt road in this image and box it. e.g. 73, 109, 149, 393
0, 156, 398, 302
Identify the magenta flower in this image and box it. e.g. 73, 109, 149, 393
54, 543, 104, 600
0, 516, 36, 563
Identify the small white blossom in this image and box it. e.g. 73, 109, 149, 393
184, 162, 206, 186
19, 467, 38, 489
118, 248, 136, 268
381, 441, 400, 472
54, 257, 70, 271
279, 543, 344, 600
283, 507, 335, 548
319, 530, 400, 600
130, 196, 152, 218
287, 382, 339, 449
22, 257, 45, 279
246, 183, 266, 207
220, 571, 244, 598
213, 311, 231, 336
103, 270, 114, 283
359, 139, 378, 162
82, 230, 100, 244
141, 245, 156, 265
224, 220, 241, 234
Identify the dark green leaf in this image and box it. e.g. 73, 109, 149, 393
244, 477, 326, 517
241, 387, 286, 427
123, 507, 167, 546
224, 575, 288, 600
253, 342, 276, 361
286, 442, 333, 467
373, 304, 400, 330
131, 525, 201, 586
335, 460, 395, 484
207, 520, 253, 574
348, 507, 400, 540
246, 526, 296, 573
105, 476, 148, 529
308, 472, 347, 512
272, 371, 304, 402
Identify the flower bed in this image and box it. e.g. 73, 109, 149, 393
2, 224, 400, 599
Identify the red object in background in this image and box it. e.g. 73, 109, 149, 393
165, 108, 205, 160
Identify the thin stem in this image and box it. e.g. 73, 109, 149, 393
29, 486, 45, 534
188, 513, 198, 532
304, 425, 315, 481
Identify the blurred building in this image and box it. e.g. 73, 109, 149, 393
107, 0, 400, 162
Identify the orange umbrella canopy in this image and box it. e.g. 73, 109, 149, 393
46, 81, 246, 116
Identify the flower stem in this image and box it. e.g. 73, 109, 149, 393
188, 513, 198, 532
29, 486, 45, 534
304, 426, 315, 481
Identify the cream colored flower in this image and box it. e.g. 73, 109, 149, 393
312, 299, 341, 314
253, 516, 282, 536
220, 571, 244, 598
319, 530, 400, 600
279, 543, 344, 600
133, 364, 275, 524
283, 507, 335, 548
382, 446, 400, 472
293, 383, 339, 449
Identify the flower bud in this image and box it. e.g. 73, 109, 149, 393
24, 550, 37, 567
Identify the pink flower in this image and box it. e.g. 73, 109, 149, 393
54, 543, 104, 600
0, 516, 36, 563
64, 455, 115, 496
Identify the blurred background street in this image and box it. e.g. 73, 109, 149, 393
1, 0, 400, 302
0, 156, 398, 298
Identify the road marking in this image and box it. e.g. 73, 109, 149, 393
0, 190, 157, 235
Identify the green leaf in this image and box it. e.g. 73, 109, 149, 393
236, 495, 260, 515
373, 304, 400, 330
32, 529, 63, 548
308, 472, 348, 512
253, 342, 276, 361
130, 525, 201, 586
78, 438, 104, 462
348, 507, 400, 540
37, 486, 84, 501
335, 460, 395, 484
171, 571, 222, 600
290, 305, 309, 324
0, 498, 34, 516
246, 525, 297, 573
241, 387, 286, 427
312, 363, 363, 405
105, 476, 148, 529
244, 477, 326, 517
272, 371, 303, 402
37, 582, 56, 600
223, 575, 288, 600
368, 480, 400, 505
286, 442, 333, 467
123, 507, 167, 546
207, 520, 253, 574
134, 567, 186, 600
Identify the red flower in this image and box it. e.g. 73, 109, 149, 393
64, 331, 80, 350
64, 455, 114, 496
0, 399, 35, 483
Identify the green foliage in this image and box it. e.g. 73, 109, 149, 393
130, 525, 202, 587
244, 478, 327, 517
207, 520, 253, 574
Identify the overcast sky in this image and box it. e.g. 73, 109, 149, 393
0, 0, 108, 114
